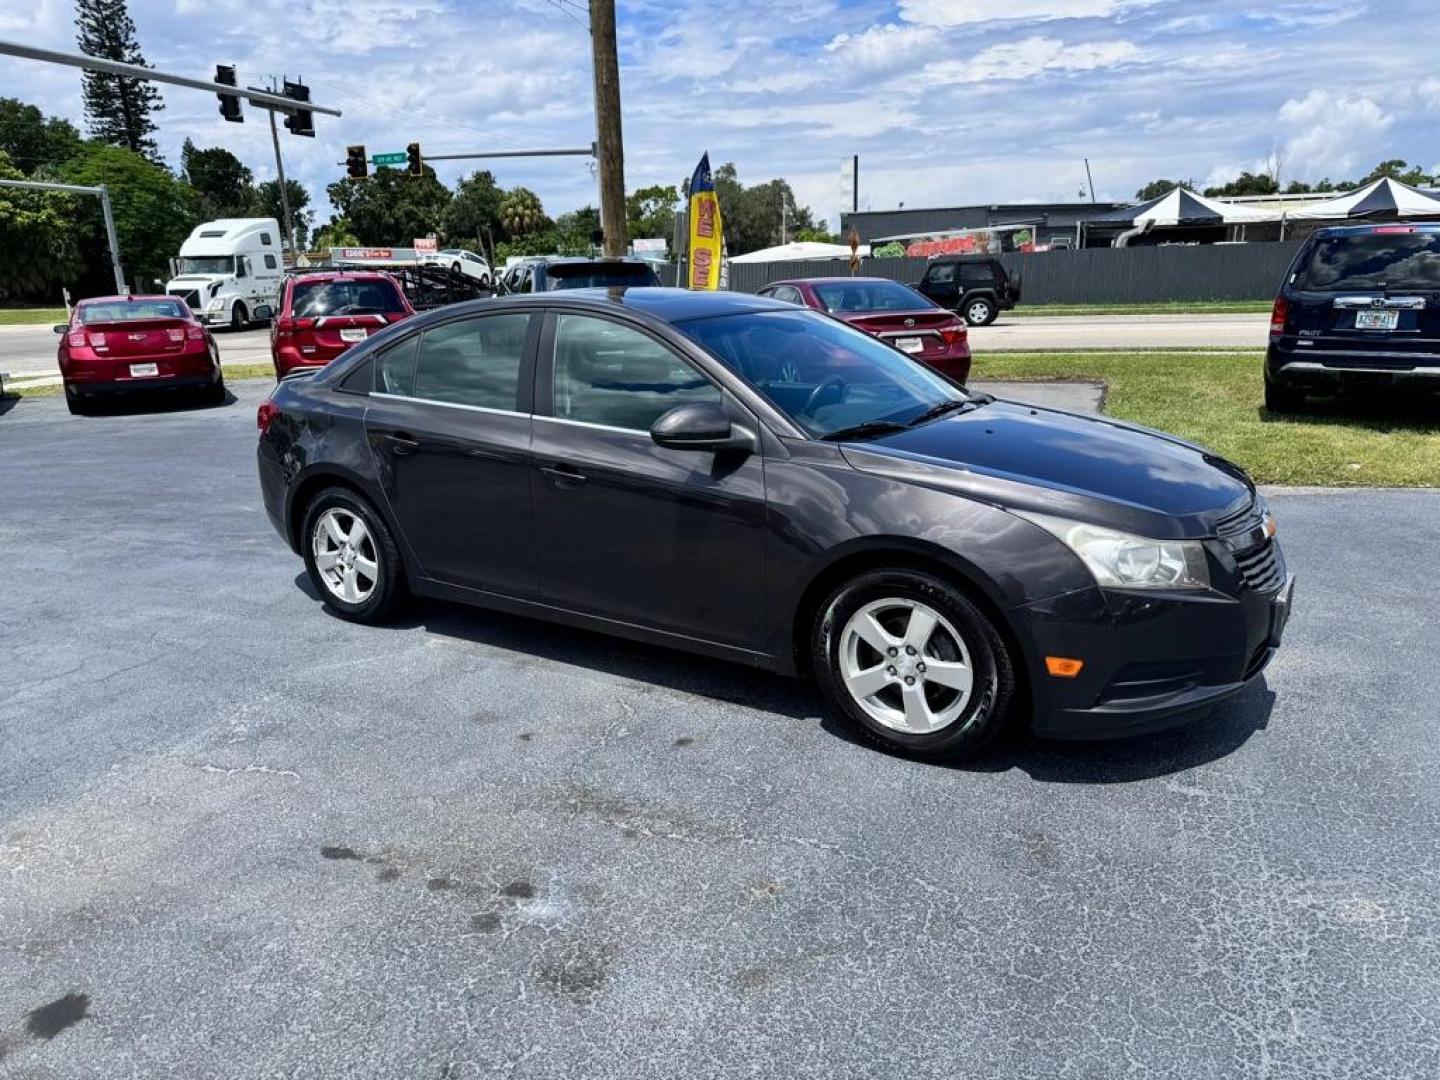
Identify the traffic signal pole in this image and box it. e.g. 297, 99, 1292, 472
267, 109, 296, 259
0, 178, 126, 293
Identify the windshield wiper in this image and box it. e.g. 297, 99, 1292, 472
907, 395, 989, 427
820, 419, 910, 442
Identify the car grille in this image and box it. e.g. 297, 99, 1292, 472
169, 289, 201, 312
1234, 538, 1285, 593
1215, 499, 1261, 540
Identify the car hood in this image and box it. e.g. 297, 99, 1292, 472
838, 400, 1253, 539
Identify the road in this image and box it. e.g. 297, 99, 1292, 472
1, 382, 1436, 1079
0, 313, 1270, 381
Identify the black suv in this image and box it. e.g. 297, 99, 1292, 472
1266, 223, 1440, 411
497, 257, 661, 295
915, 257, 1021, 325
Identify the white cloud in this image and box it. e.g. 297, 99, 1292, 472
899, 0, 1152, 27
918, 36, 1140, 86
1278, 90, 1394, 179
1419, 78, 1440, 110
823, 23, 941, 72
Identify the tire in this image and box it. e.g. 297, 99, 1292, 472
1264, 375, 1305, 414
200, 374, 226, 407
301, 486, 405, 624
452, 261, 463, 276
230, 302, 248, 332
811, 568, 1016, 761
962, 296, 996, 326
64, 385, 89, 416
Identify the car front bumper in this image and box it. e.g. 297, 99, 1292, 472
1019, 565, 1294, 741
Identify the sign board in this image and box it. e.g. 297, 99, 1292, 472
414, 237, 437, 254
340, 248, 394, 260
371, 152, 407, 166
632, 237, 667, 254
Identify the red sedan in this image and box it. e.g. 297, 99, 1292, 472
55, 295, 225, 415
271, 271, 414, 378
758, 277, 972, 383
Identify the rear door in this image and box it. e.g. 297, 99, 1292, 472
364, 311, 540, 596
917, 262, 958, 307
1285, 230, 1440, 360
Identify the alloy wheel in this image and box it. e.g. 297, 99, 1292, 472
312, 508, 380, 604
838, 598, 974, 734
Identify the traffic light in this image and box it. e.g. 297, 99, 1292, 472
346, 146, 368, 180
406, 142, 422, 177
282, 80, 314, 137
215, 65, 243, 123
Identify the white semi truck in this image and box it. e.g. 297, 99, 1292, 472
165, 218, 283, 329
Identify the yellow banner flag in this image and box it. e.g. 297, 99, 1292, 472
687, 152, 723, 290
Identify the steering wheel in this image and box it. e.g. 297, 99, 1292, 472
804, 376, 847, 415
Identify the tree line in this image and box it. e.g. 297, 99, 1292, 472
1135, 159, 1437, 202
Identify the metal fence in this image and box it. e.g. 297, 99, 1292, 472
722, 243, 1305, 304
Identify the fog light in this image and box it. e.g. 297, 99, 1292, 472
1045, 656, 1084, 678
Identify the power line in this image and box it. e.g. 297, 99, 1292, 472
544, 0, 589, 28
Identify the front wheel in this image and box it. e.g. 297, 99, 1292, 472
230, 302, 248, 332
812, 569, 1016, 761
962, 297, 996, 326
301, 487, 405, 624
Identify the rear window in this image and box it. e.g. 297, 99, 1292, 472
546, 263, 661, 290
1295, 233, 1440, 292
80, 299, 188, 323
291, 279, 406, 318
812, 280, 935, 313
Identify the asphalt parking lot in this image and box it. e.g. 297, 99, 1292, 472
2, 382, 1437, 1079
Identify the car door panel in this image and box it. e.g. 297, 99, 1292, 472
531, 311, 769, 650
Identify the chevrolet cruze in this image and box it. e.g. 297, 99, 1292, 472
257, 289, 1293, 760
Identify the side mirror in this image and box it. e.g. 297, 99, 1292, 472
650, 401, 756, 453
53, 323, 69, 334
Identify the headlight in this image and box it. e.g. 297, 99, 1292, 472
207, 297, 227, 311
1019, 512, 1210, 590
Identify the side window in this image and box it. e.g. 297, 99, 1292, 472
263, 254, 278, 270
235, 256, 247, 279
260, 233, 273, 246
772, 286, 802, 304
337, 356, 375, 395
926, 263, 956, 285
552, 314, 721, 432
960, 263, 996, 286
413, 313, 531, 411
376, 335, 419, 396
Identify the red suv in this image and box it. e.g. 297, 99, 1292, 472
271, 271, 414, 378
54, 294, 224, 415
758, 277, 971, 382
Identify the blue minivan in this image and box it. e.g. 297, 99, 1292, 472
1266, 223, 1440, 411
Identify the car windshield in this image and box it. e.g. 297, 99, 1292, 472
676, 309, 971, 438
291, 280, 406, 317
547, 264, 661, 290
177, 256, 234, 275
1295, 233, 1440, 291
80, 299, 188, 323
812, 280, 937, 313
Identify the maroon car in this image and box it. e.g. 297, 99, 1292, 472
272, 270, 414, 378
758, 277, 971, 382
55, 295, 224, 415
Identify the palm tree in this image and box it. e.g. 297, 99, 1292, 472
499, 188, 546, 236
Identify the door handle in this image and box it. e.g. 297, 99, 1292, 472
541, 464, 587, 488
384, 431, 420, 456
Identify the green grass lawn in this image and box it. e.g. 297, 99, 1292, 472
977, 351, 1440, 488
0, 307, 68, 326
1007, 301, 1271, 317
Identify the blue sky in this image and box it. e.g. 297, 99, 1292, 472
1, 0, 1436, 229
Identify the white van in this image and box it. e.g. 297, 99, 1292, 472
166, 218, 284, 330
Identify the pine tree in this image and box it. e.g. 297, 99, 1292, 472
74, 0, 164, 161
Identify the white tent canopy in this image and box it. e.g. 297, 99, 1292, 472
1289, 177, 1440, 220
1086, 187, 1273, 227
728, 240, 871, 263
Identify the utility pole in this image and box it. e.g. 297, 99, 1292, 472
589, 0, 627, 257
780, 190, 789, 246
1084, 158, 1097, 204
267, 108, 296, 259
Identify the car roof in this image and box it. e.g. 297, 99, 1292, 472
399, 287, 792, 331
768, 277, 906, 287
288, 270, 397, 283
1314, 223, 1440, 236
79, 294, 182, 305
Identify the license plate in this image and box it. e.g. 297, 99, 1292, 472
129, 363, 159, 377
340, 328, 368, 343
895, 336, 923, 354
1355, 310, 1398, 331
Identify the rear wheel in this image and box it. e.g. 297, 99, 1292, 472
200, 374, 226, 406
64, 384, 90, 416
229, 301, 248, 332
963, 296, 996, 326
301, 487, 405, 624
812, 568, 1016, 761
1264, 375, 1305, 413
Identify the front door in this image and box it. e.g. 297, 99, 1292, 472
364, 311, 540, 597
530, 311, 769, 651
